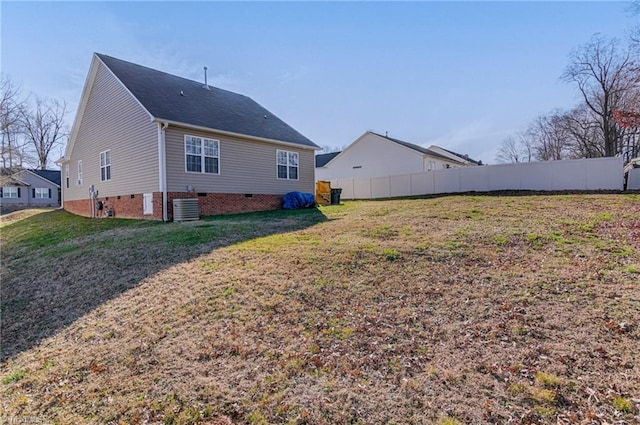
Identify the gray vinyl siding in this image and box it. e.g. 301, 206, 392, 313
0, 171, 60, 206
0, 186, 27, 206
64, 62, 158, 201
165, 126, 315, 195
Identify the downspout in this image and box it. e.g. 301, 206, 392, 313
157, 121, 169, 221
55, 158, 66, 209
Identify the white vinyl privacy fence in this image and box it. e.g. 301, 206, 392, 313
327, 157, 623, 200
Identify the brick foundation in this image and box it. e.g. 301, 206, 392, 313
167, 192, 282, 219
65, 192, 282, 221
63, 198, 93, 218
64, 193, 163, 220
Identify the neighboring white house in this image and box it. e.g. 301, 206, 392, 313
315, 131, 480, 181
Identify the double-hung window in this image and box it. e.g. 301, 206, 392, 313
100, 150, 111, 181
77, 160, 83, 186
185, 135, 219, 174
34, 188, 50, 198
277, 150, 298, 180
1, 187, 19, 198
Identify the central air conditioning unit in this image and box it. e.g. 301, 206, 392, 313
173, 198, 200, 221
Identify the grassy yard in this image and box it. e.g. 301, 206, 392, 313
1, 194, 639, 424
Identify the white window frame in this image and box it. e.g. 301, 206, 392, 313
184, 135, 220, 174
100, 150, 111, 181
276, 149, 299, 180
77, 160, 83, 186
2, 187, 18, 198
35, 188, 49, 198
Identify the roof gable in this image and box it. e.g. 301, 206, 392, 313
95, 54, 318, 149
315, 131, 443, 169
0, 175, 29, 187
368, 132, 450, 160
63, 55, 107, 162
0, 170, 61, 187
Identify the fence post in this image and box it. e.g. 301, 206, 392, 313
410, 173, 414, 196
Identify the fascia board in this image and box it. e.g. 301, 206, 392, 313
156, 119, 319, 151
64, 55, 101, 161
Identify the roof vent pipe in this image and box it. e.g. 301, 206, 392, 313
203, 66, 210, 90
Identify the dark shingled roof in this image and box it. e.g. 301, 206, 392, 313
315, 151, 341, 167
30, 170, 61, 186
96, 54, 318, 149
437, 146, 482, 165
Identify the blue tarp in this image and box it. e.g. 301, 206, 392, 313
282, 192, 316, 210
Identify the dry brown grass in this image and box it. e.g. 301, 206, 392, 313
1, 194, 639, 424
0, 208, 53, 226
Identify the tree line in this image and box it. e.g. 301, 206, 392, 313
496, 11, 639, 164
0, 75, 68, 172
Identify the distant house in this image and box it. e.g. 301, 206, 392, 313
315, 131, 479, 181
425, 145, 482, 167
624, 157, 640, 190
0, 169, 61, 210
59, 53, 319, 220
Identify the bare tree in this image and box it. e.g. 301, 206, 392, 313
499, 28, 640, 164
495, 132, 533, 163
495, 136, 522, 163
618, 4, 640, 160
631, 23, 640, 46
22, 97, 68, 170
0, 75, 32, 171
561, 34, 638, 157
561, 105, 604, 158
527, 112, 573, 161
629, 1, 640, 44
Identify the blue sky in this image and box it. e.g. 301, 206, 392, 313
1, 1, 637, 165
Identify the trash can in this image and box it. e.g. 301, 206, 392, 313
330, 188, 342, 205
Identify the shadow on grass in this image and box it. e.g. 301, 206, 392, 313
0, 207, 327, 362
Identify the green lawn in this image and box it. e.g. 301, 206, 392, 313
1, 194, 639, 424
